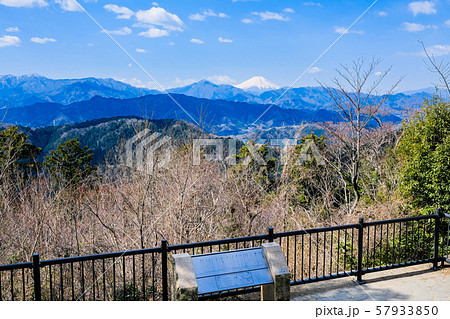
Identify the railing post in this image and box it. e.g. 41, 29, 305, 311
356, 217, 365, 284
161, 239, 169, 301
32, 254, 41, 301
268, 227, 274, 243
433, 208, 441, 270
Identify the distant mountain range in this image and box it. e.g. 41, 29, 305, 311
1, 74, 437, 137
0, 74, 157, 108
1, 93, 351, 136
167, 80, 430, 114
166, 79, 256, 102
1, 74, 434, 114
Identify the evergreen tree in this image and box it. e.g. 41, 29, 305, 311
396, 97, 450, 211
0, 126, 41, 180
43, 138, 96, 186
233, 141, 276, 191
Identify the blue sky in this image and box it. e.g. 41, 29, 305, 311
0, 0, 449, 91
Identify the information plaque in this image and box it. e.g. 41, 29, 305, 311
191, 247, 273, 295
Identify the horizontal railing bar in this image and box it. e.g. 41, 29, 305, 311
0, 262, 32, 271
363, 259, 432, 273
40, 247, 162, 266
168, 234, 268, 251
291, 271, 358, 285
275, 224, 359, 238
364, 214, 436, 226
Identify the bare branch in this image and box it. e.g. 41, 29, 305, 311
419, 39, 450, 97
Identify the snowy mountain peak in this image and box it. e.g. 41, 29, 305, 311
235, 76, 280, 93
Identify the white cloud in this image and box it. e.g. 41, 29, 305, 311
283, 8, 295, 13
408, 1, 436, 16
118, 77, 160, 90
55, 0, 82, 12
30, 37, 56, 44
190, 38, 204, 44
6, 26, 19, 32
168, 41, 174, 45
0, 0, 47, 7
334, 26, 364, 35
241, 18, 253, 24
138, 27, 169, 38
0, 35, 20, 47
125, 78, 146, 88
251, 11, 289, 21
173, 77, 196, 87
152, 2, 158, 6
87, 43, 94, 46
307, 67, 322, 74
104, 4, 134, 19
378, 11, 388, 16
189, 9, 229, 21
421, 44, 450, 57
375, 71, 383, 76
189, 13, 204, 21
303, 2, 322, 7
401, 22, 437, 32
136, 48, 146, 53
218, 37, 232, 43
207, 75, 236, 84
445, 20, 450, 27
136, 7, 184, 31
103, 27, 132, 36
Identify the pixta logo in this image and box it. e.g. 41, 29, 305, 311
125, 129, 172, 174
192, 138, 324, 166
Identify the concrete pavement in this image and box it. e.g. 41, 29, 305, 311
291, 264, 450, 301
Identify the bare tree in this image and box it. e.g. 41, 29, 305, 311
419, 40, 450, 97
319, 58, 401, 213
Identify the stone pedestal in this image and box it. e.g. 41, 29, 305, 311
169, 253, 198, 301
261, 242, 291, 301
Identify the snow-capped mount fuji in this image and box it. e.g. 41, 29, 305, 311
236, 76, 280, 93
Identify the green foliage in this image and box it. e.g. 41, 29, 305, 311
288, 134, 329, 208
293, 134, 326, 165
115, 283, 155, 301
232, 140, 277, 191
396, 98, 450, 211
338, 241, 357, 269
0, 126, 41, 179
43, 138, 96, 186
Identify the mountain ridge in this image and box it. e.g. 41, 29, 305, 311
0, 74, 433, 118
0, 74, 157, 108
22, 116, 211, 164
1, 93, 350, 136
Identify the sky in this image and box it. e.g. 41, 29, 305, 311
0, 0, 449, 91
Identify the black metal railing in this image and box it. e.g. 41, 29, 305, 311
0, 209, 448, 301
269, 224, 360, 287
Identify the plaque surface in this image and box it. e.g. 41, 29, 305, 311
191, 247, 273, 294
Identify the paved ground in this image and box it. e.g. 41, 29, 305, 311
291, 264, 450, 301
